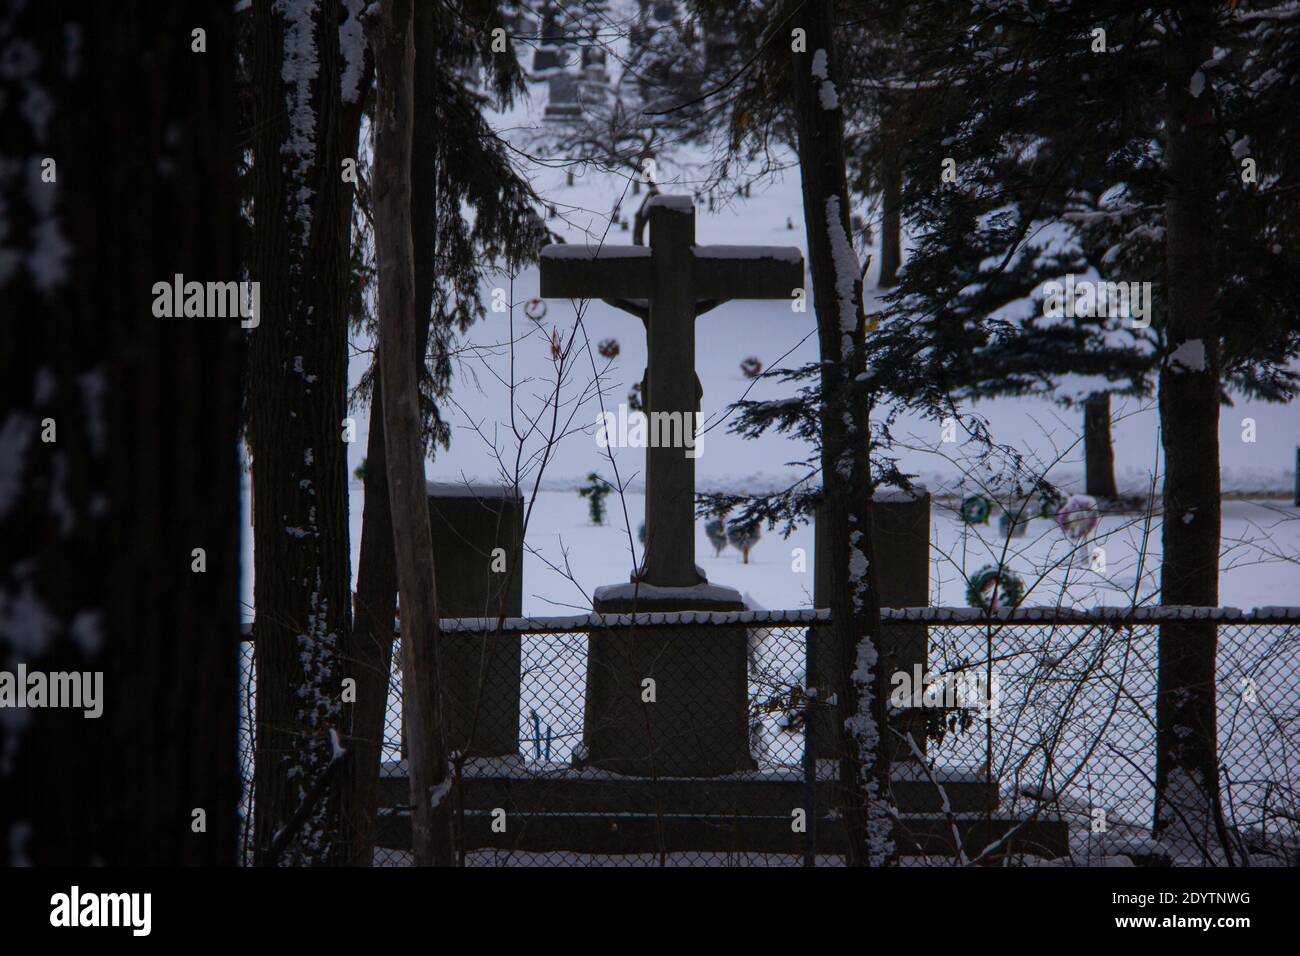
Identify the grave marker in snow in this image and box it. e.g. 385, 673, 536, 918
427, 482, 523, 758
541, 195, 803, 601
539, 196, 804, 775
812, 488, 931, 762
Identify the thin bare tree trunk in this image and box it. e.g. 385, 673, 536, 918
788, 0, 893, 866
373, 0, 452, 866
348, 378, 398, 864
348, 1, 438, 866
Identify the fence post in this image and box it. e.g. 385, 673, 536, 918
802, 683, 817, 867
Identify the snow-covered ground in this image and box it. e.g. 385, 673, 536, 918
236, 42, 1300, 621
239, 484, 1299, 620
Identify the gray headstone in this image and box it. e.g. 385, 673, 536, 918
810, 489, 931, 762
544, 72, 582, 120
427, 482, 523, 758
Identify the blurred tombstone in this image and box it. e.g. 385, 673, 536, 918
544, 72, 582, 121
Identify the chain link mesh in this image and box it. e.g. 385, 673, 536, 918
238, 609, 1300, 866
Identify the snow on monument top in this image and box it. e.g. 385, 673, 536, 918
426, 481, 522, 500
645, 194, 696, 214
540, 245, 653, 260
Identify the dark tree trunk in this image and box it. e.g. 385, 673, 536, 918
248, 0, 355, 865
333, 40, 376, 870
346, 0, 439, 866
348, 380, 399, 865
375, 0, 454, 866
1083, 393, 1118, 500
788, 0, 893, 866
1154, 5, 1227, 858
0, 1, 242, 864
878, 152, 903, 287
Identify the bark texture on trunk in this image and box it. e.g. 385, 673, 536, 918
1154, 4, 1227, 857
787, 0, 893, 866
374, 0, 453, 866
1083, 393, 1119, 500
0, 1, 242, 864
347, 0, 439, 866
878, 151, 902, 288
248, 0, 355, 865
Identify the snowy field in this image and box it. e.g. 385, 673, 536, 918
236, 62, 1300, 621
239, 485, 1298, 619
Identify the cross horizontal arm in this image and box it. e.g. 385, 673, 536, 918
691, 245, 804, 301
539, 246, 654, 300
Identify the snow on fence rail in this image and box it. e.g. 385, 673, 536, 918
235, 605, 1300, 639
428, 604, 1300, 632
237, 607, 1300, 865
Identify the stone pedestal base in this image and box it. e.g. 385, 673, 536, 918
583, 582, 755, 776
439, 630, 522, 759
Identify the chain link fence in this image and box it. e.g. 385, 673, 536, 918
238, 607, 1300, 866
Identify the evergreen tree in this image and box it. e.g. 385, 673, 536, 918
867, 0, 1300, 852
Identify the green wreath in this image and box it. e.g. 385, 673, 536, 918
966, 564, 1026, 611
960, 494, 992, 525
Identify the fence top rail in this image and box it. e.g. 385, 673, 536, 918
237, 605, 1300, 639
433, 604, 1300, 634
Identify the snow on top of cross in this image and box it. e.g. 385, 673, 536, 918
539, 245, 652, 260
645, 194, 695, 214
693, 245, 803, 264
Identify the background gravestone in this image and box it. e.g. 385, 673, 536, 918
810, 488, 931, 762
427, 482, 523, 759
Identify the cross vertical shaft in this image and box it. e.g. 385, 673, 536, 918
641, 201, 701, 587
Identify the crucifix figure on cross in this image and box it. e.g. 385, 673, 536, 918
540, 195, 804, 601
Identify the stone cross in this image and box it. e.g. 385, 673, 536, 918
539, 195, 803, 588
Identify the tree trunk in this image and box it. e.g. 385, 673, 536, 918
346, 0, 439, 866
248, 0, 354, 865
0, 1, 242, 864
347, 379, 398, 865
374, 0, 453, 866
1083, 393, 1118, 500
1154, 6, 1227, 858
878, 151, 903, 287
787, 0, 893, 866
